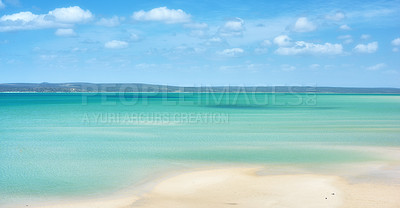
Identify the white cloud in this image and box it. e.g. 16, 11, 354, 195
361, 34, 370, 40
48, 6, 93, 23
339, 24, 351, 30
55, 28, 76, 36
325, 12, 345, 21
275, 41, 343, 55
132, 7, 191, 24
0, 12, 56, 31
217, 48, 244, 57
0, 0, 5, 9
1, 11, 38, 22
392, 38, 400, 46
219, 18, 244, 37
104, 40, 128, 49
293, 17, 316, 32
393, 48, 399, 52
223, 18, 244, 31
273, 35, 291, 46
96, 16, 122, 27
366, 63, 386, 71
0, 6, 93, 32
354, 42, 378, 53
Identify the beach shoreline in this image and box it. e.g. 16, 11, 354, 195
3, 161, 400, 208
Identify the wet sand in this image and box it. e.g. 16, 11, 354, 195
28, 166, 400, 208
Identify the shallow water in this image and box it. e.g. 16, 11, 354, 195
0, 93, 399, 202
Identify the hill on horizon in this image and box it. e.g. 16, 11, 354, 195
0, 83, 400, 93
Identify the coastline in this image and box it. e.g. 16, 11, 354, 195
2, 146, 400, 208
4, 161, 400, 208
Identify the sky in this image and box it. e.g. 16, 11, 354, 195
0, 0, 399, 87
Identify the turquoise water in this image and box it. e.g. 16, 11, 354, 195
0, 93, 400, 202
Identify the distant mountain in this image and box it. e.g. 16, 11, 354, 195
0, 83, 400, 93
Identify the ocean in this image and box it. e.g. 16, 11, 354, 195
0, 92, 399, 204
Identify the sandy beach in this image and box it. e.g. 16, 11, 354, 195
22, 166, 399, 208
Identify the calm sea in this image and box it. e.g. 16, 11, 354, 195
0, 93, 399, 203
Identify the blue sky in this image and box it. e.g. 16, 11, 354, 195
0, 0, 399, 87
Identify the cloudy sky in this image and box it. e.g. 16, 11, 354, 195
0, 0, 399, 87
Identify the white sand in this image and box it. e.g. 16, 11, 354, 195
133, 167, 400, 208
16, 166, 400, 208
